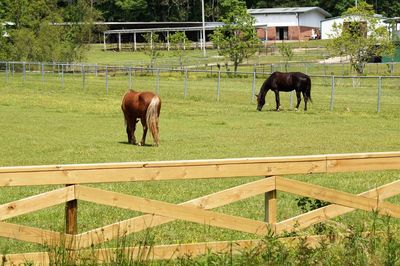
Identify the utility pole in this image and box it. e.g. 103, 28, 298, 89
201, 0, 206, 57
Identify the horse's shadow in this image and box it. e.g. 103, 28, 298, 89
118, 141, 154, 147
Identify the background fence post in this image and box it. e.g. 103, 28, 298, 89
65, 184, 78, 235
82, 64, 85, 91
330, 75, 335, 111
105, 65, 109, 94
6, 62, 8, 82
129, 66, 132, 90
184, 69, 188, 98
156, 68, 160, 94
61, 64, 64, 90
23, 62, 26, 81
41, 63, 45, 83
251, 67, 256, 102
217, 70, 221, 101
377, 76, 382, 113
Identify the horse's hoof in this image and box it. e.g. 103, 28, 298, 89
294, 108, 299, 112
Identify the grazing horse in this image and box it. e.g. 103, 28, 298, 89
256, 72, 312, 111
121, 90, 161, 146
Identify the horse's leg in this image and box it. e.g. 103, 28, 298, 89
126, 126, 132, 144
129, 119, 137, 144
139, 117, 148, 146
274, 91, 280, 111
302, 91, 308, 111
295, 90, 302, 110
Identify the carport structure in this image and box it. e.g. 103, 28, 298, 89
103, 24, 222, 52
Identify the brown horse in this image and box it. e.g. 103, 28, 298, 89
121, 90, 161, 146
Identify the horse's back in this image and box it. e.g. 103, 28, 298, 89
269, 72, 310, 91
122, 90, 157, 115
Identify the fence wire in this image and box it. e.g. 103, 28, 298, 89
1, 61, 399, 113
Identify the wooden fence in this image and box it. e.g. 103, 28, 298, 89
1, 151, 400, 264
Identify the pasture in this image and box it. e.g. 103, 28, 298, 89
1, 62, 400, 256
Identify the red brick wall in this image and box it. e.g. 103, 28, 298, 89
267, 27, 276, 41
256, 28, 268, 40
262, 26, 319, 41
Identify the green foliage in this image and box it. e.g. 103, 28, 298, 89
143, 32, 163, 68
168, 31, 191, 69
278, 42, 294, 71
210, 0, 260, 73
296, 197, 330, 234
0, 0, 99, 62
327, 1, 395, 74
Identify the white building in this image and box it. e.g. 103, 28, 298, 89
248, 7, 331, 41
321, 14, 386, 39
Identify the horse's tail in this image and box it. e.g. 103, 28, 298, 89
306, 76, 312, 103
146, 95, 161, 146
121, 92, 129, 126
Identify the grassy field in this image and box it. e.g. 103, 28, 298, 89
1, 48, 400, 256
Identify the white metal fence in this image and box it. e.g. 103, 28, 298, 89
0, 61, 399, 113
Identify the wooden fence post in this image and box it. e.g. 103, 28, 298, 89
265, 176, 277, 224
65, 185, 77, 235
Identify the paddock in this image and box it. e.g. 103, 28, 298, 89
1, 152, 400, 264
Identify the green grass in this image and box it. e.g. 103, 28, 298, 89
1, 55, 400, 256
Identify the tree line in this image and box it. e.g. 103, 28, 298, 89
94, 0, 399, 22
0, 0, 398, 65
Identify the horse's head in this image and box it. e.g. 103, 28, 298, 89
256, 94, 265, 111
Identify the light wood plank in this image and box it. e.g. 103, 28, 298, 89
265, 190, 277, 224
2, 252, 49, 265
1, 233, 378, 264
74, 178, 276, 248
1, 151, 400, 187
327, 156, 400, 172
276, 177, 400, 218
276, 180, 400, 233
75, 186, 269, 236
0, 222, 73, 247
0, 160, 325, 187
0, 186, 75, 221
1, 151, 398, 174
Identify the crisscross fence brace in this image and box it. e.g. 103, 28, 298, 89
1, 151, 400, 264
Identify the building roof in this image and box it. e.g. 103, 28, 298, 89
248, 7, 331, 17
321, 14, 385, 23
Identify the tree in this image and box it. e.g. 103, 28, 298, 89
278, 42, 294, 72
0, 0, 100, 62
210, 0, 260, 74
326, 1, 395, 74
168, 31, 191, 69
143, 32, 163, 68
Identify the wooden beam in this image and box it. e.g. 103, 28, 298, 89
75, 185, 269, 236
2, 252, 49, 265
65, 184, 78, 235
0, 186, 75, 221
276, 179, 400, 233
0, 222, 73, 247
1, 152, 399, 187
74, 177, 276, 248
2, 235, 342, 264
276, 176, 400, 218
265, 190, 277, 224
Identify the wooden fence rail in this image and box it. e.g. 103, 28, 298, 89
1, 151, 400, 265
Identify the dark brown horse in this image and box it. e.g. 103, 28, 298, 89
256, 72, 312, 111
121, 90, 161, 146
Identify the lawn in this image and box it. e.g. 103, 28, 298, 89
1, 48, 400, 255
